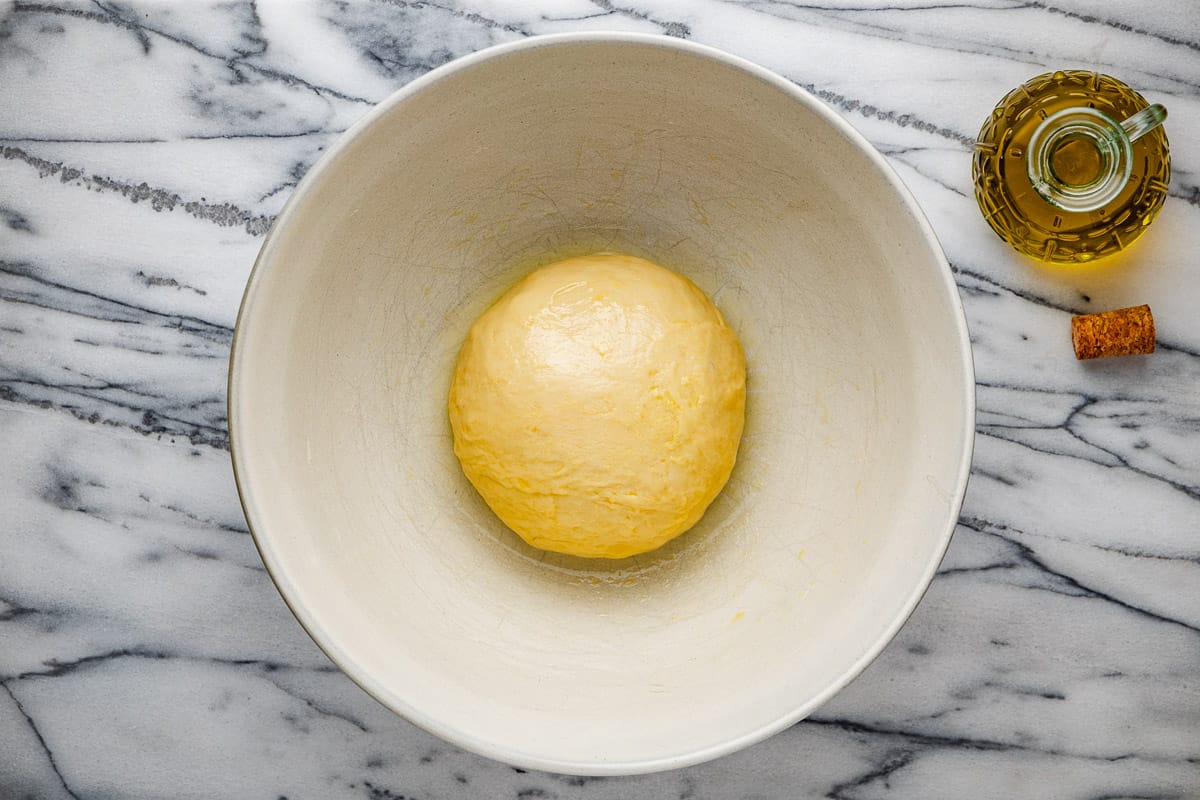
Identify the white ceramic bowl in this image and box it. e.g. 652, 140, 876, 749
230, 33, 974, 775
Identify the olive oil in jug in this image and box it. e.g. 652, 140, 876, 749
973, 70, 1170, 264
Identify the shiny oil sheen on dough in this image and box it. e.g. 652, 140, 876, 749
448, 253, 746, 559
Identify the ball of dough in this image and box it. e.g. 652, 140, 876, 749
448, 253, 746, 559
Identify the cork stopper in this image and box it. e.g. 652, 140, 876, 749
1071, 304, 1155, 359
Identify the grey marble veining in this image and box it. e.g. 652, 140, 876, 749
1, 1, 1198, 798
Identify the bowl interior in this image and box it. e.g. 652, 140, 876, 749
231, 36, 972, 773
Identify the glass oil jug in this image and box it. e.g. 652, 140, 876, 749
973, 70, 1170, 264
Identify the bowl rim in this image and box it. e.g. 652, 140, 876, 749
228, 31, 976, 776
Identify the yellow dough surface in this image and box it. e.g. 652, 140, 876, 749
448, 253, 746, 559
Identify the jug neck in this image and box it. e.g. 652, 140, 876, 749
1026, 107, 1131, 213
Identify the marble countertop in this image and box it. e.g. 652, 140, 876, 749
2, 1, 1198, 798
